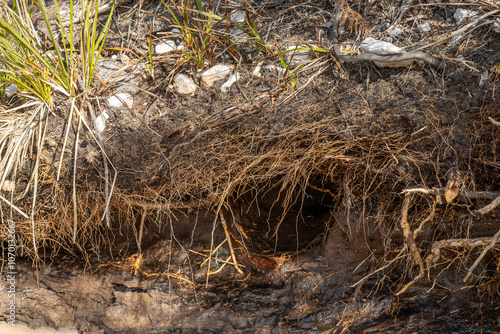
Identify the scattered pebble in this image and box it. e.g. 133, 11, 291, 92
229, 28, 248, 43
252, 63, 262, 77
5, 83, 18, 98
454, 8, 478, 26
493, 18, 500, 33
94, 111, 109, 133
108, 93, 133, 109
174, 73, 197, 95
229, 10, 246, 24
285, 45, 311, 65
155, 40, 177, 54
221, 73, 240, 93
201, 64, 234, 87
389, 27, 402, 37
264, 64, 285, 76
1, 180, 15, 192
360, 37, 411, 68
111, 54, 118, 61
419, 22, 431, 32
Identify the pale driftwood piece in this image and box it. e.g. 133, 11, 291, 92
329, 7, 443, 69
396, 194, 426, 295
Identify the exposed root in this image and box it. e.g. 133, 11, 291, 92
396, 194, 425, 295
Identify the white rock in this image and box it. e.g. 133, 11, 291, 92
108, 93, 133, 109
265, 64, 285, 76
252, 63, 262, 77
360, 37, 411, 68
94, 111, 109, 133
1, 180, 15, 192
155, 40, 177, 53
176, 42, 185, 51
174, 73, 197, 95
201, 64, 234, 87
229, 10, 246, 24
454, 8, 478, 26
229, 28, 248, 43
221, 73, 240, 93
5, 84, 18, 98
389, 27, 402, 37
286, 45, 311, 65
111, 54, 118, 61
493, 18, 500, 33
171, 28, 181, 34
419, 22, 431, 32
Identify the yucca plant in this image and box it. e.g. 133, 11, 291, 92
0, 0, 115, 250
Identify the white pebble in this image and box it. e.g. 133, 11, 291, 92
252, 64, 262, 77
1, 180, 15, 192
174, 73, 197, 95
94, 111, 109, 133
454, 8, 478, 26
221, 73, 240, 93
108, 93, 133, 109
201, 64, 234, 87
5, 84, 18, 98
419, 22, 431, 32
155, 40, 177, 54
229, 10, 246, 24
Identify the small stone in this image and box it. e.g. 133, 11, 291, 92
111, 54, 118, 61
5, 84, 18, 98
155, 40, 177, 54
252, 64, 262, 77
419, 22, 431, 32
285, 45, 311, 65
108, 93, 133, 109
201, 64, 234, 87
493, 18, 500, 33
221, 73, 240, 93
174, 73, 197, 95
2, 180, 15, 192
229, 10, 246, 24
454, 8, 478, 26
94, 111, 109, 133
229, 28, 248, 43
389, 27, 402, 37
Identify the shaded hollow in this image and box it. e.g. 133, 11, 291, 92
237, 182, 334, 253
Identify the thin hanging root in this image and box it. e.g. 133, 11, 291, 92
220, 211, 244, 274
200, 238, 227, 268
396, 194, 425, 296
138, 209, 146, 255
72, 116, 82, 244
